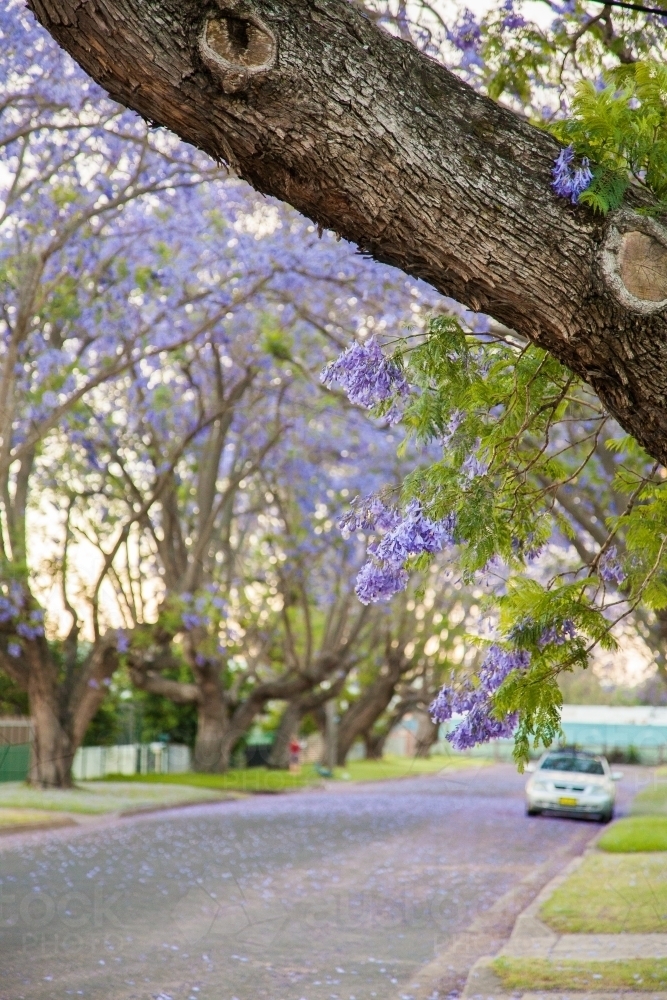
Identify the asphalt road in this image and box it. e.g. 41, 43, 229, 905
0, 763, 645, 1000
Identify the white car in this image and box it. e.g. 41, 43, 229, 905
525, 748, 621, 823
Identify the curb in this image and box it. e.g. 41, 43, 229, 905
0, 817, 75, 837
461, 816, 667, 998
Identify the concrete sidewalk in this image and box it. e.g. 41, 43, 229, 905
462, 853, 667, 999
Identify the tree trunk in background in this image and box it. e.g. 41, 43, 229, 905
192, 662, 229, 772
29, 684, 75, 789
30, 0, 667, 470
336, 658, 405, 765
414, 711, 440, 758
363, 730, 387, 761
267, 700, 302, 770
2, 638, 117, 789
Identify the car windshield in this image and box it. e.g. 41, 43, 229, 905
540, 753, 605, 775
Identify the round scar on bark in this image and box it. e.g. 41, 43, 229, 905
601, 210, 667, 314
199, 12, 277, 94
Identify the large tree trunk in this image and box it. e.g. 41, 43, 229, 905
1, 637, 117, 789
414, 711, 439, 758
336, 658, 405, 765
29, 0, 667, 468
28, 680, 76, 789
267, 700, 301, 770
363, 729, 387, 761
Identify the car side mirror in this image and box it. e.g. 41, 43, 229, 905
525, 762, 536, 773
612, 771, 623, 781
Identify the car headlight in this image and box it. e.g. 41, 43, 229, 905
531, 779, 549, 791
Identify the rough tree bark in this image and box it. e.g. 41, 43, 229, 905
1, 635, 117, 788
130, 652, 339, 772
28, 0, 667, 467
267, 673, 349, 768
336, 651, 409, 764
414, 710, 439, 757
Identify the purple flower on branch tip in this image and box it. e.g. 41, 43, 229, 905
339, 494, 401, 536
353, 503, 457, 604
461, 451, 489, 480
448, 9, 482, 52
355, 561, 409, 604
430, 644, 530, 749
321, 337, 409, 411
539, 619, 576, 648
7, 642, 21, 659
447, 707, 518, 750
599, 546, 625, 586
501, 0, 527, 29
552, 146, 593, 205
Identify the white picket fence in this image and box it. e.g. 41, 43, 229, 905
72, 742, 191, 780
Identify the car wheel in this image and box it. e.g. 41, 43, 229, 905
599, 808, 613, 824
526, 804, 541, 816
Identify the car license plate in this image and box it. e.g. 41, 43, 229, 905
559, 796, 578, 806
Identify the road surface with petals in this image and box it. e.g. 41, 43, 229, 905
0, 763, 641, 1000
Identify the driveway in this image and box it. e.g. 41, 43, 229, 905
0, 763, 644, 1000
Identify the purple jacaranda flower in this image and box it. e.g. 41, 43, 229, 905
447, 707, 518, 750
599, 546, 625, 586
430, 644, 530, 748
355, 561, 410, 604
501, 0, 527, 29
552, 146, 593, 204
16, 621, 43, 640
461, 444, 489, 479
339, 494, 402, 536
478, 644, 531, 692
442, 410, 464, 449
321, 337, 409, 411
7, 642, 21, 659
448, 8, 482, 51
539, 619, 576, 647
182, 612, 203, 631
353, 502, 456, 604
117, 632, 130, 654
372, 502, 456, 567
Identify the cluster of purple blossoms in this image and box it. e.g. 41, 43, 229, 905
511, 534, 544, 563
501, 0, 527, 30
461, 448, 489, 480
430, 644, 531, 749
350, 499, 457, 605
321, 337, 409, 418
117, 632, 130, 654
339, 494, 402, 536
552, 146, 593, 204
538, 619, 576, 648
0, 586, 44, 648
0, 586, 22, 625
599, 546, 626, 586
448, 8, 482, 52
16, 610, 45, 641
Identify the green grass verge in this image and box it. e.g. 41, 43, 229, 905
0, 808, 71, 828
493, 957, 667, 992
541, 851, 667, 933
102, 754, 490, 793
632, 779, 667, 817
0, 781, 227, 815
599, 815, 667, 852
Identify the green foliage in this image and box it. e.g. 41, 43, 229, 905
550, 61, 667, 214
0, 670, 29, 717
385, 314, 667, 764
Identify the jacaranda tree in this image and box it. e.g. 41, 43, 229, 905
1, 4, 449, 782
